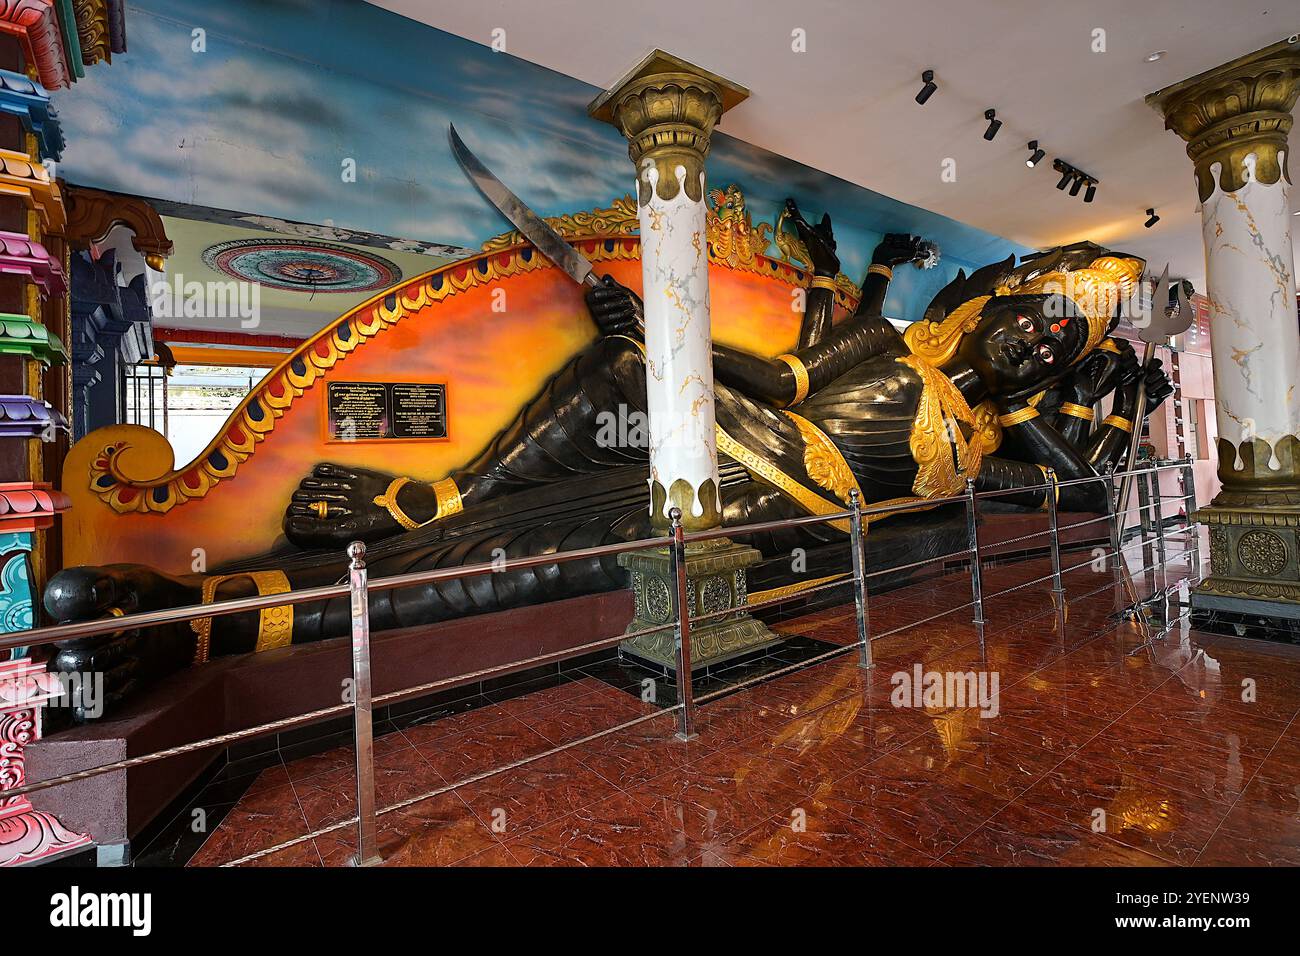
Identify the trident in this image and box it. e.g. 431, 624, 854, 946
1114, 266, 1194, 522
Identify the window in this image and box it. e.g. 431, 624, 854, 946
123, 362, 269, 465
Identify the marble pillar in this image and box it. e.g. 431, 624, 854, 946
1148, 39, 1300, 610
590, 52, 780, 670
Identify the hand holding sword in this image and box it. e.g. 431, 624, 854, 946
448, 124, 645, 338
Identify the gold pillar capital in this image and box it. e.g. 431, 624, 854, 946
589, 50, 748, 204
1146, 39, 1300, 201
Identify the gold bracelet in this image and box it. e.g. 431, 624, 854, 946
191, 574, 235, 665
1035, 465, 1060, 511
777, 353, 810, 405
867, 264, 893, 280
1058, 402, 1095, 422
1103, 414, 1134, 433
1098, 338, 1121, 355
373, 476, 424, 531
998, 406, 1040, 427
250, 571, 294, 652
431, 476, 464, 521
810, 275, 837, 291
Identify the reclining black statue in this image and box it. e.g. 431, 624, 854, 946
44, 202, 1170, 718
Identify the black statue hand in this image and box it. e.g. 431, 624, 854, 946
44, 564, 200, 724
1063, 349, 1118, 405
783, 199, 839, 275
284, 463, 433, 550
1141, 357, 1174, 414
584, 276, 644, 338
873, 233, 932, 268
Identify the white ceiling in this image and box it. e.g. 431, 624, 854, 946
370, 0, 1299, 289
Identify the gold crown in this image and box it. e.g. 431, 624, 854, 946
904, 255, 1143, 366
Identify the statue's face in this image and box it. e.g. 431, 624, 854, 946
958, 296, 1078, 396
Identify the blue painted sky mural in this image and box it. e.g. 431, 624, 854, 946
53, 0, 1031, 323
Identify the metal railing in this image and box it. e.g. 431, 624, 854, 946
2, 456, 1201, 866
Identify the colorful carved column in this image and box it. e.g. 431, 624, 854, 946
591, 52, 779, 671
0, 657, 92, 864
1148, 39, 1300, 614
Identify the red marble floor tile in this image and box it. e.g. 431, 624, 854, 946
506, 790, 695, 866
187, 782, 311, 867
414, 714, 556, 785
1016, 753, 1231, 865
1075, 729, 1264, 805
239, 839, 323, 867
816, 754, 1010, 858
1195, 797, 1300, 867
489, 675, 627, 719
398, 701, 512, 747
374, 745, 448, 809
517, 690, 658, 747
887, 719, 1063, 800
725, 801, 936, 866
457, 750, 621, 838
974, 695, 1113, 755
569, 711, 711, 789
624, 749, 808, 860
454, 843, 523, 866
312, 796, 494, 867
281, 727, 411, 783
1163, 651, 1300, 724
940, 802, 1173, 866
1116, 693, 1290, 762
292, 769, 358, 831
243, 763, 290, 795
686, 692, 807, 750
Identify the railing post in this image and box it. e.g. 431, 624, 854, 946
347, 541, 381, 867
1136, 467, 1157, 593
1152, 464, 1168, 595
1045, 467, 1065, 599
668, 508, 697, 741
1180, 454, 1200, 577
848, 489, 873, 669
964, 477, 986, 656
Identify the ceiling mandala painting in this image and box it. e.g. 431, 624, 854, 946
201, 239, 402, 293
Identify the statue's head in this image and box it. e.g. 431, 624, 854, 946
905, 242, 1144, 398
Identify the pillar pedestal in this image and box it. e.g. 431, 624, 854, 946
618, 539, 780, 673
1148, 40, 1300, 617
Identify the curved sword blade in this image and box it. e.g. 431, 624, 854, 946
448, 123, 595, 287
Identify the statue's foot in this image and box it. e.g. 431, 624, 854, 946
283, 463, 441, 550
43, 565, 202, 723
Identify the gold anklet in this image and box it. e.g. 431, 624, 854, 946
191, 571, 295, 663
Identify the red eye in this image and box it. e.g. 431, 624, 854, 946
1016, 315, 1034, 333
1036, 343, 1055, 365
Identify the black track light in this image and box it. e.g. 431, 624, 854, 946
1026, 140, 1045, 167
1069, 174, 1084, 197
1145, 208, 1160, 228
983, 108, 1001, 141
1056, 169, 1072, 189
915, 69, 937, 105
1083, 179, 1097, 203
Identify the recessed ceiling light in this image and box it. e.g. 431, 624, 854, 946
1146, 50, 1167, 62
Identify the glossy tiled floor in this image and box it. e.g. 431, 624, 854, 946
184, 542, 1300, 867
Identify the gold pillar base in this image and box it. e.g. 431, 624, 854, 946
1196, 488, 1300, 606
617, 537, 782, 671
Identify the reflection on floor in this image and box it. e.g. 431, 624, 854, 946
174, 543, 1300, 867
